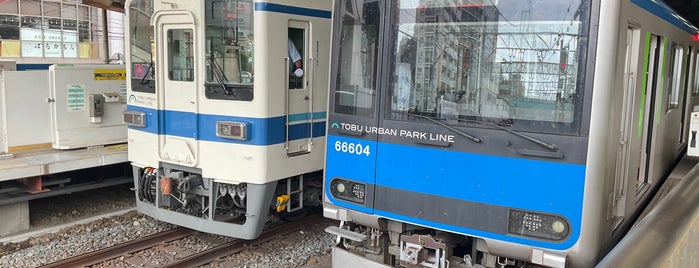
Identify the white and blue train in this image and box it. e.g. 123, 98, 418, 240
323, 0, 699, 267
123, 0, 331, 239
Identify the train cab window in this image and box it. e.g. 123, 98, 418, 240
386, 0, 590, 135
128, 0, 155, 93
332, 0, 380, 117
204, 0, 254, 101
288, 28, 305, 90
167, 29, 194, 82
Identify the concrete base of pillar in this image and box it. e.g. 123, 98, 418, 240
0, 201, 29, 236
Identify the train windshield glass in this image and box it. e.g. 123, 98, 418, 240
128, 0, 155, 93
204, 0, 254, 101
332, 0, 381, 117
390, 0, 590, 134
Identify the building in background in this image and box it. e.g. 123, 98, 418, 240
0, 0, 123, 69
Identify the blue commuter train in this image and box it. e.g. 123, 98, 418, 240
323, 0, 699, 267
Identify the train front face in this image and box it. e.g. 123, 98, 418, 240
323, 0, 595, 266
124, 0, 332, 239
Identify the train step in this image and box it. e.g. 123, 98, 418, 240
325, 226, 367, 242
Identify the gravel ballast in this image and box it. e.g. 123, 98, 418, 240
0, 184, 335, 267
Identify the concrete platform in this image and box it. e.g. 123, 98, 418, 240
0, 144, 127, 182
636, 157, 699, 223
0, 208, 135, 243
0, 143, 128, 236
598, 156, 699, 267
0, 201, 28, 236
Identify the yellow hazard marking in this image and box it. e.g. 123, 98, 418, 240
94, 69, 126, 80
8, 143, 52, 152
106, 143, 128, 150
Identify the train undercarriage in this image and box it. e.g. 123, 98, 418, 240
133, 164, 322, 239
325, 210, 556, 268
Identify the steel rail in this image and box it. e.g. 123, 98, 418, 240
40, 227, 196, 268
161, 213, 324, 268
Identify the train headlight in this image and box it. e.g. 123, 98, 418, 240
123, 110, 146, 127
507, 209, 570, 241
336, 182, 346, 193
551, 220, 566, 234
330, 178, 365, 204
216, 121, 248, 140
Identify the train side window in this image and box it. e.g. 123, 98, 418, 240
288, 28, 305, 90
667, 43, 683, 111
167, 29, 194, 82
684, 47, 693, 96
694, 51, 699, 96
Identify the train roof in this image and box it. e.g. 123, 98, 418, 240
633, 0, 699, 35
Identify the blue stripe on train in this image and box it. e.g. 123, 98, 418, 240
325, 135, 585, 250
126, 105, 326, 146
254, 2, 332, 19
632, 0, 699, 34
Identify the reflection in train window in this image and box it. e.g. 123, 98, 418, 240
204, 0, 254, 101
167, 29, 194, 82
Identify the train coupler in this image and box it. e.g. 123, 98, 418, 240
399, 234, 447, 268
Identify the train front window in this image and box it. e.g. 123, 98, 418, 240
204, 0, 254, 101
390, 0, 590, 134
167, 29, 194, 82
128, 0, 154, 93
332, 0, 381, 116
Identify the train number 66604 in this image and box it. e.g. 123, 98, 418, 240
334, 141, 371, 156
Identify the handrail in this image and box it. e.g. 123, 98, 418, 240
308, 56, 315, 146
284, 57, 290, 152
596, 161, 699, 267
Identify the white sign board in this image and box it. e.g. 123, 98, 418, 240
20, 28, 78, 58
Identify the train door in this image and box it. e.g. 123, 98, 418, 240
154, 11, 199, 167
636, 35, 665, 196
286, 21, 312, 156
613, 32, 665, 211
679, 47, 693, 144
611, 26, 641, 227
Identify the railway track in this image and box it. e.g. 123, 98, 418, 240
41, 213, 324, 268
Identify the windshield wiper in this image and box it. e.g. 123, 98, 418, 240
459, 118, 558, 151
140, 61, 154, 85
209, 57, 235, 96
407, 113, 481, 143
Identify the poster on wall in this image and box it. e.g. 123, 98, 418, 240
20, 28, 78, 58
67, 84, 86, 112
